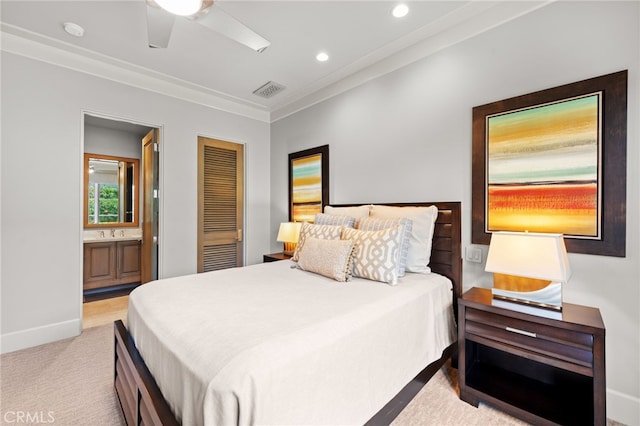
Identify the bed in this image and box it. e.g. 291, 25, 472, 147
114, 201, 462, 426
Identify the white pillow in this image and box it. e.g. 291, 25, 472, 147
297, 237, 355, 282
292, 222, 343, 262
369, 205, 438, 273
357, 217, 412, 277
341, 225, 403, 285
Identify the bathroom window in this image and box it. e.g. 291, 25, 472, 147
87, 180, 119, 224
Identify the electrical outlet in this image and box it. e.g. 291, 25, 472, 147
465, 246, 483, 263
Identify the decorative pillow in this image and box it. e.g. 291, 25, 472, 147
341, 225, 403, 285
370, 205, 438, 274
314, 213, 356, 228
357, 217, 412, 277
297, 237, 356, 282
292, 222, 343, 262
324, 205, 371, 220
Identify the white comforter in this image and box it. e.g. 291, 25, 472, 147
127, 260, 456, 426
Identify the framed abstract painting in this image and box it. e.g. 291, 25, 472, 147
472, 71, 627, 257
288, 145, 329, 223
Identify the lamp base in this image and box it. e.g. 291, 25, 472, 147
491, 282, 563, 312
492, 294, 562, 312
282, 242, 297, 256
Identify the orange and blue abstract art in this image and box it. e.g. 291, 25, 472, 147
486, 93, 601, 238
292, 153, 323, 223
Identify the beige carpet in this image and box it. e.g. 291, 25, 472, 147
1, 325, 124, 426
0, 324, 528, 426
391, 361, 528, 426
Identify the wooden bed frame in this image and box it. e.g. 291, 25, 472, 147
114, 201, 462, 426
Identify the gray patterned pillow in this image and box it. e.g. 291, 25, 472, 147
292, 222, 343, 262
358, 217, 412, 277
341, 225, 403, 285
314, 213, 356, 228
297, 237, 356, 282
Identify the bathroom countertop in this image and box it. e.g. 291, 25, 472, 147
83, 236, 143, 243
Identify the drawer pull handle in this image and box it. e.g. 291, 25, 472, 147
506, 327, 536, 338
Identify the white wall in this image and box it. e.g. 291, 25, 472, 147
270, 2, 639, 424
1, 53, 271, 351
84, 123, 145, 160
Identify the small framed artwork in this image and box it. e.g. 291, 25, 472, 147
472, 70, 627, 257
289, 145, 329, 223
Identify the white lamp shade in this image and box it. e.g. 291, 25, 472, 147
277, 222, 302, 243
485, 232, 571, 283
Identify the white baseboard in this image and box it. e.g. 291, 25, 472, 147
607, 388, 640, 426
1, 319, 82, 354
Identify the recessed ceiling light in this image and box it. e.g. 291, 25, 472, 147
392, 4, 409, 18
316, 52, 329, 62
63, 22, 85, 38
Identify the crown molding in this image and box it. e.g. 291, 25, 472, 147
1, 1, 551, 125
1, 24, 271, 123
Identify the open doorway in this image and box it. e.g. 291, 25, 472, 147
82, 113, 160, 306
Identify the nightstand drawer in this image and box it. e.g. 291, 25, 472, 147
465, 308, 594, 370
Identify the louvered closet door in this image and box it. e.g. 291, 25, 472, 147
198, 137, 244, 272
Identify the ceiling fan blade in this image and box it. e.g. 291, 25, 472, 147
194, 7, 270, 53
146, 1, 176, 48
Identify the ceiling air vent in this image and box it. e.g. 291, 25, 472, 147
253, 81, 286, 99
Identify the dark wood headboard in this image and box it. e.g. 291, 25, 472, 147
331, 201, 462, 302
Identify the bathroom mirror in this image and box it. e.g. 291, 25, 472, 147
84, 153, 139, 228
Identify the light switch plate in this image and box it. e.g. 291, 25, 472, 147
465, 246, 483, 263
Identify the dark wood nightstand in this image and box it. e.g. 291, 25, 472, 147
458, 287, 606, 426
263, 252, 292, 263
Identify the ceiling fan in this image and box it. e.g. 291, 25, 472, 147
146, 0, 270, 53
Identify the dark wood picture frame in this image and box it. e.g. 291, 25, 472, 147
472, 70, 627, 257
288, 145, 329, 222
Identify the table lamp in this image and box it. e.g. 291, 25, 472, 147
277, 222, 302, 255
485, 231, 571, 312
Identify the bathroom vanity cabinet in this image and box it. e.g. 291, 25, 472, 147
83, 240, 141, 291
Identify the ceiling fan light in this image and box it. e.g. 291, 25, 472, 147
155, 0, 203, 16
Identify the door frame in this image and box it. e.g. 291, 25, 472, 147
80, 111, 163, 314
141, 128, 160, 283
